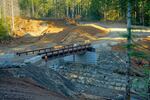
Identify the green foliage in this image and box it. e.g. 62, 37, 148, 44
19, 0, 30, 11
121, 33, 150, 61
132, 77, 149, 98
19, 0, 51, 18
121, 43, 137, 52
0, 19, 9, 40
105, 10, 120, 21
89, 0, 101, 20
131, 0, 150, 26
137, 67, 150, 98
130, 50, 148, 59
19, 0, 31, 16
18, 0, 150, 25
144, 1, 150, 26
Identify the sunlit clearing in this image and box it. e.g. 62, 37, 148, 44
132, 29, 150, 32
109, 28, 127, 32
98, 37, 126, 41
45, 27, 64, 34
109, 28, 150, 32
81, 24, 110, 33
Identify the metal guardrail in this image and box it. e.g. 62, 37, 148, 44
16, 43, 95, 60
40, 44, 93, 59
16, 47, 54, 56
16, 44, 75, 56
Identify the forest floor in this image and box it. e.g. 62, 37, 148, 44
0, 18, 150, 100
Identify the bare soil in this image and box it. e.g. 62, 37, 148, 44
0, 78, 69, 100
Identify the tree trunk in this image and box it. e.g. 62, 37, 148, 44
2, 0, 6, 23
55, 0, 57, 18
134, 0, 138, 24
126, 0, 132, 100
66, 5, 69, 18
72, 1, 75, 18
141, 1, 145, 26
31, 0, 35, 17
11, 0, 15, 34
0, 7, 1, 19
79, 1, 82, 16
77, 4, 80, 15
148, 82, 150, 100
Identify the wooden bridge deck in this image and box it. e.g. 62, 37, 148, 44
16, 44, 74, 56
16, 43, 95, 59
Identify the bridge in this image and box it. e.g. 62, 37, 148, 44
16, 43, 95, 61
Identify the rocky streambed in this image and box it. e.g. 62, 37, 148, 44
53, 40, 147, 99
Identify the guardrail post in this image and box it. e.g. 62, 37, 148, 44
44, 55, 48, 67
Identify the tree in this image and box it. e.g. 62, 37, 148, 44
31, 0, 35, 17
0, 13, 9, 40
18, 0, 150, 25
126, 0, 132, 100
11, 0, 15, 33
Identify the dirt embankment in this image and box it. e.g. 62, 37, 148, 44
0, 17, 109, 49
12, 17, 108, 38
12, 17, 67, 37
0, 78, 69, 100
0, 63, 76, 100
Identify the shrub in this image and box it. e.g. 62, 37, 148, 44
0, 20, 9, 40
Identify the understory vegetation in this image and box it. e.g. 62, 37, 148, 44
0, 19, 9, 40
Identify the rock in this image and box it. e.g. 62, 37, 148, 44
78, 76, 84, 80
120, 87, 126, 91
108, 85, 114, 89
111, 82, 116, 86
24, 55, 42, 64
69, 73, 78, 79
115, 94, 124, 100
81, 93, 109, 100
0, 61, 25, 69
116, 83, 122, 87
115, 87, 121, 90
